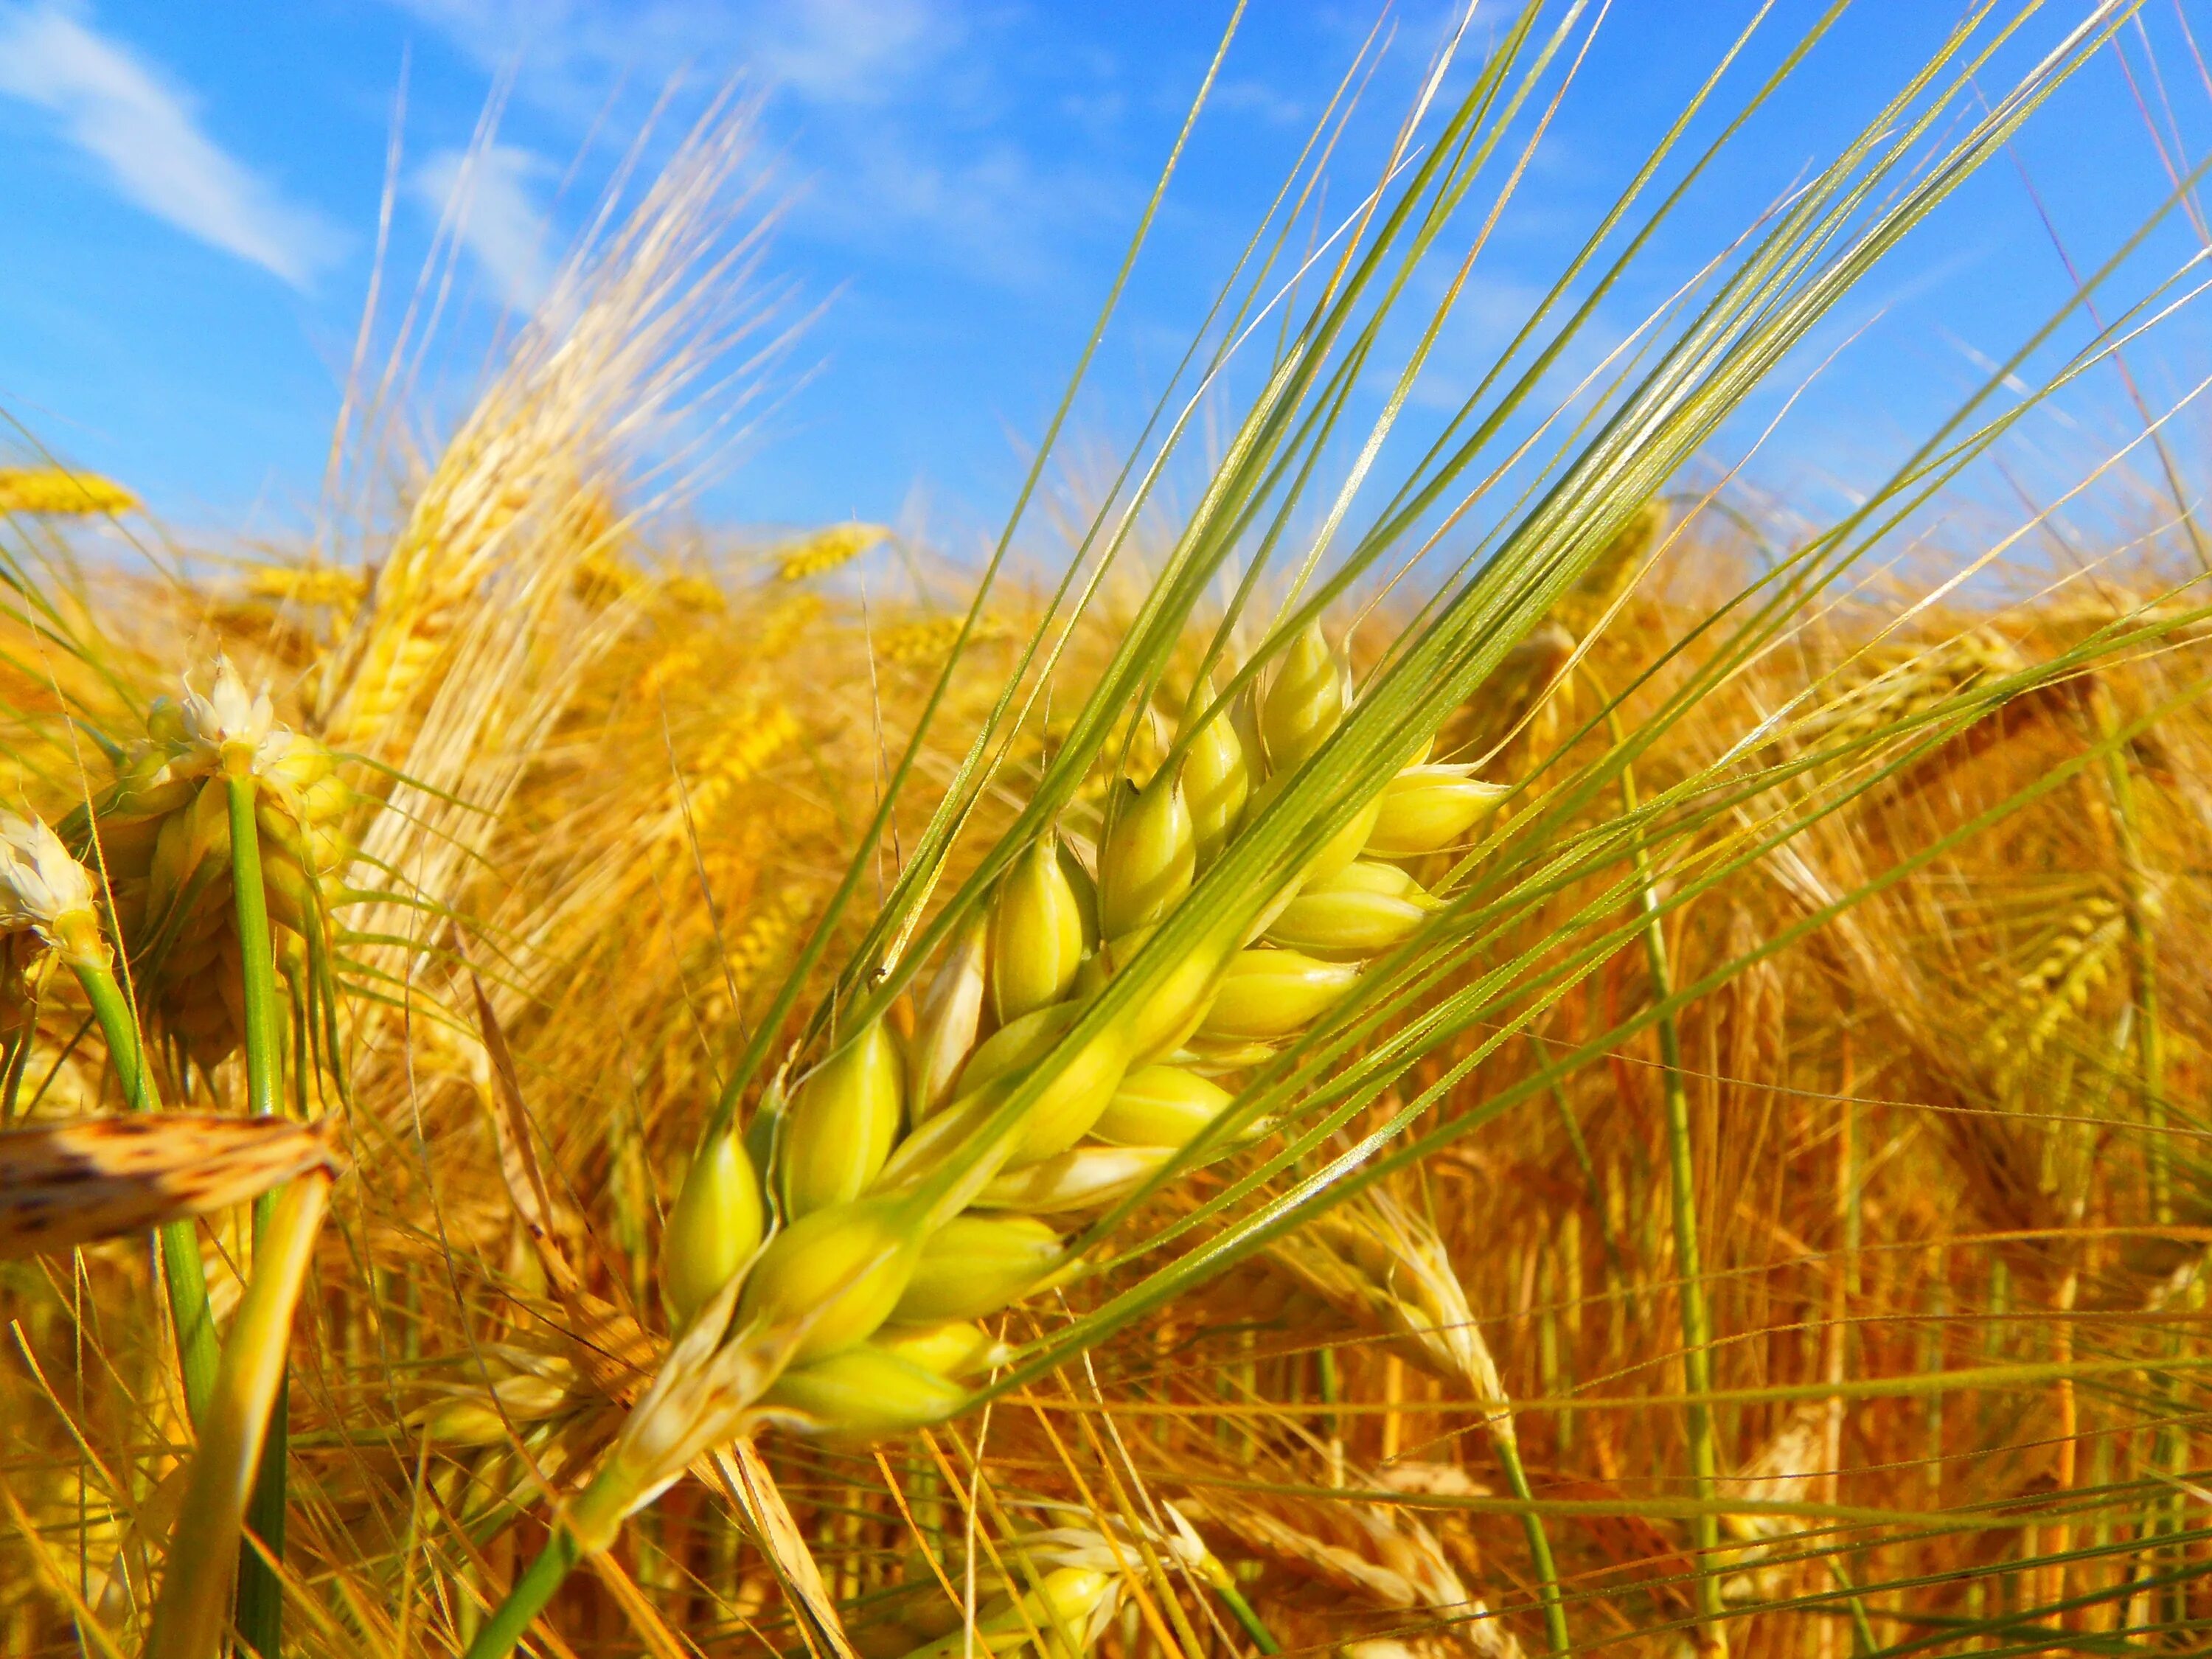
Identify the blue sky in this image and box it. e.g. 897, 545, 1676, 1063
1, 1, 2209, 554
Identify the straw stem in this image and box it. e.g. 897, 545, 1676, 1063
142, 1169, 330, 1659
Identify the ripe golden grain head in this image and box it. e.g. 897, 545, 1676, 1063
242, 564, 369, 613
776, 522, 894, 582
878, 611, 1013, 667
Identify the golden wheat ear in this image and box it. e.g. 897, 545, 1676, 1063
0, 1114, 343, 1258
0, 466, 139, 517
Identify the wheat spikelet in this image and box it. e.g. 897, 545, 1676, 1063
1801, 625, 2028, 757
319, 101, 781, 1097
63, 658, 351, 1069
1269, 1185, 1518, 1451
383, 605, 1448, 1596
568, 613, 1501, 1562
724, 886, 811, 1001
1975, 889, 2130, 1091
1183, 1487, 1525, 1659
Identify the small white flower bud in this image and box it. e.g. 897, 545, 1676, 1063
0, 811, 102, 964
175, 655, 291, 775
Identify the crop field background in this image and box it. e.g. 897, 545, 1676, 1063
2, 5, 2212, 1659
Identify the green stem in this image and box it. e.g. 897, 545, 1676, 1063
72, 954, 218, 1422
1493, 1429, 1573, 1658
462, 1523, 586, 1659
227, 767, 288, 1659
1208, 1576, 1281, 1655
228, 771, 285, 1124
1, 1030, 31, 1124
464, 1461, 634, 1658
1615, 738, 1725, 1656
158, 1220, 220, 1432
73, 953, 157, 1114
2098, 709, 2166, 1224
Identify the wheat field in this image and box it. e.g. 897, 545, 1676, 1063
2, 7, 2211, 1659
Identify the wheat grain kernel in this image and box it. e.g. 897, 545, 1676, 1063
1365, 765, 1510, 858
1181, 695, 1251, 867
760, 1342, 968, 1436
1265, 860, 1436, 959
1098, 773, 1195, 938
1091, 1065, 1234, 1147
662, 1128, 765, 1329
990, 837, 1091, 1023
1260, 622, 1350, 771
1195, 947, 1360, 1042
891, 1214, 1063, 1324
779, 1020, 905, 1217
735, 1197, 918, 1363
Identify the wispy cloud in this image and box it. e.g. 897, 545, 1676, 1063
810, 138, 1116, 290
1405, 271, 1628, 415
385, 0, 951, 109
747, 0, 941, 105
1213, 79, 1305, 125
414, 142, 555, 310
385, 0, 1114, 292
0, 1, 341, 288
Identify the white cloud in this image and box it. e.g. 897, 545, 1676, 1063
383, 0, 1093, 290
1213, 80, 1304, 125
414, 142, 555, 311
386, 0, 949, 108
815, 139, 1098, 289
748, 0, 941, 105
0, 1, 342, 288
1405, 272, 1628, 415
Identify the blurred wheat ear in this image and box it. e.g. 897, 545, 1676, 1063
0, 1115, 339, 1259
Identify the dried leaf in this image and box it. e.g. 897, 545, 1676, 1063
470, 971, 582, 1298
718, 1439, 860, 1659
